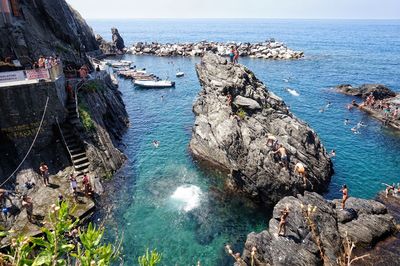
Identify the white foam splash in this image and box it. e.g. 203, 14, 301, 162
287, 88, 300, 96
171, 185, 202, 212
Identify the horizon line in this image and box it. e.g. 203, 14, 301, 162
85, 17, 400, 20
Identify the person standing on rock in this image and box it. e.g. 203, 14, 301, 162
273, 144, 289, 168
278, 207, 289, 236
22, 195, 34, 223
340, 185, 348, 210
233, 47, 239, 64
82, 174, 92, 197
39, 162, 50, 187
229, 46, 235, 63
69, 174, 78, 202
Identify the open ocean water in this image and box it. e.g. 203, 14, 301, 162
89, 19, 400, 265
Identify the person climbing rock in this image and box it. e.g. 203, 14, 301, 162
273, 144, 288, 168
294, 162, 307, 187
383, 183, 396, 198
278, 207, 289, 236
340, 184, 348, 210
39, 162, 50, 186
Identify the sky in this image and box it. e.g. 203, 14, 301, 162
66, 0, 400, 20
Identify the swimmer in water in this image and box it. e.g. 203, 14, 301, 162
319, 108, 325, 113
152, 140, 160, 148
344, 119, 350, 125
329, 150, 336, 158
326, 101, 332, 109
357, 121, 366, 128
351, 127, 360, 134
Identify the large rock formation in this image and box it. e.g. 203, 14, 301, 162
0, 0, 99, 67
335, 84, 396, 100
241, 192, 396, 266
190, 53, 333, 206
96, 28, 125, 55
111, 28, 125, 51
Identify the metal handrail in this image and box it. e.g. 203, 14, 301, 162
55, 117, 74, 167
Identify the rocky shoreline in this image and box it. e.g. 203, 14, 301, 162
127, 40, 304, 59
240, 192, 398, 266
335, 84, 400, 130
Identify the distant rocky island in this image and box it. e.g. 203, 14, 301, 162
127, 40, 304, 59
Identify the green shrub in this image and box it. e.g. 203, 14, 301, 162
83, 80, 105, 93
79, 103, 95, 132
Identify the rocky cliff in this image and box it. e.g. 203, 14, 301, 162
241, 192, 396, 266
0, 0, 98, 66
190, 53, 333, 206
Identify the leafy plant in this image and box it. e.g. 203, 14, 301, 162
138, 248, 162, 266
79, 103, 95, 132
82, 81, 105, 93
0, 201, 121, 266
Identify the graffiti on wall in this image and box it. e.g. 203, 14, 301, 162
0, 121, 47, 139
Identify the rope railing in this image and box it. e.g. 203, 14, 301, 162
0, 96, 50, 188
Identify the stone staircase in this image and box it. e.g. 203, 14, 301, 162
58, 81, 90, 177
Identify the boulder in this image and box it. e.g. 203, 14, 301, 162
335, 84, 396, 100
190, 53, 333, 206
241, 192, 396, 266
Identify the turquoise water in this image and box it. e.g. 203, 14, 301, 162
90, 20, 400, 265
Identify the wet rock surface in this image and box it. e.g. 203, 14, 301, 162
241, 192, 397, 266
335, 84, 396, 100
190, 53, 332, 206
128, 40, 304, 60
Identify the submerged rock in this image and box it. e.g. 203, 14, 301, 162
190, 53, 333, 206
335, 84, 396, 100
241, 192, 396, 266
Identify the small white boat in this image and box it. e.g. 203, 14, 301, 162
134, 80, 175, 88
176, 71, 185, 77
111, 60, 132, 68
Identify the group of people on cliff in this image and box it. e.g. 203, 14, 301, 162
32, 55, 61, 69
0, 162, 94, 226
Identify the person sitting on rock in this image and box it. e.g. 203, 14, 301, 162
273, 144, 288, 168
278, 207, 289, 236
382, 183, 396, 198
294, 162, 307, 187
340, 185, 348, 210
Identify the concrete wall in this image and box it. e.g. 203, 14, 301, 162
0, 77, 68, 183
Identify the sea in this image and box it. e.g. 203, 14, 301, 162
88, 19, 400, 265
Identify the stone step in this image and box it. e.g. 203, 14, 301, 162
75, 170, 89, 177
70, 148, 85, 154
75, 162, 90, 170
71, 152, 86, 159
73, 156, 89, 164
67, 144, 81, 150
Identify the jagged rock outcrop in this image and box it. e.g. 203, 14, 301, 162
0, 0, 98, 67
190, 53, 333, 206
111, 28, 125, 51
241, 192, 396, 266
96, 28, 125, 55
335, 84, 396, 100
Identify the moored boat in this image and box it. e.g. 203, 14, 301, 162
134, 80, 175, 88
